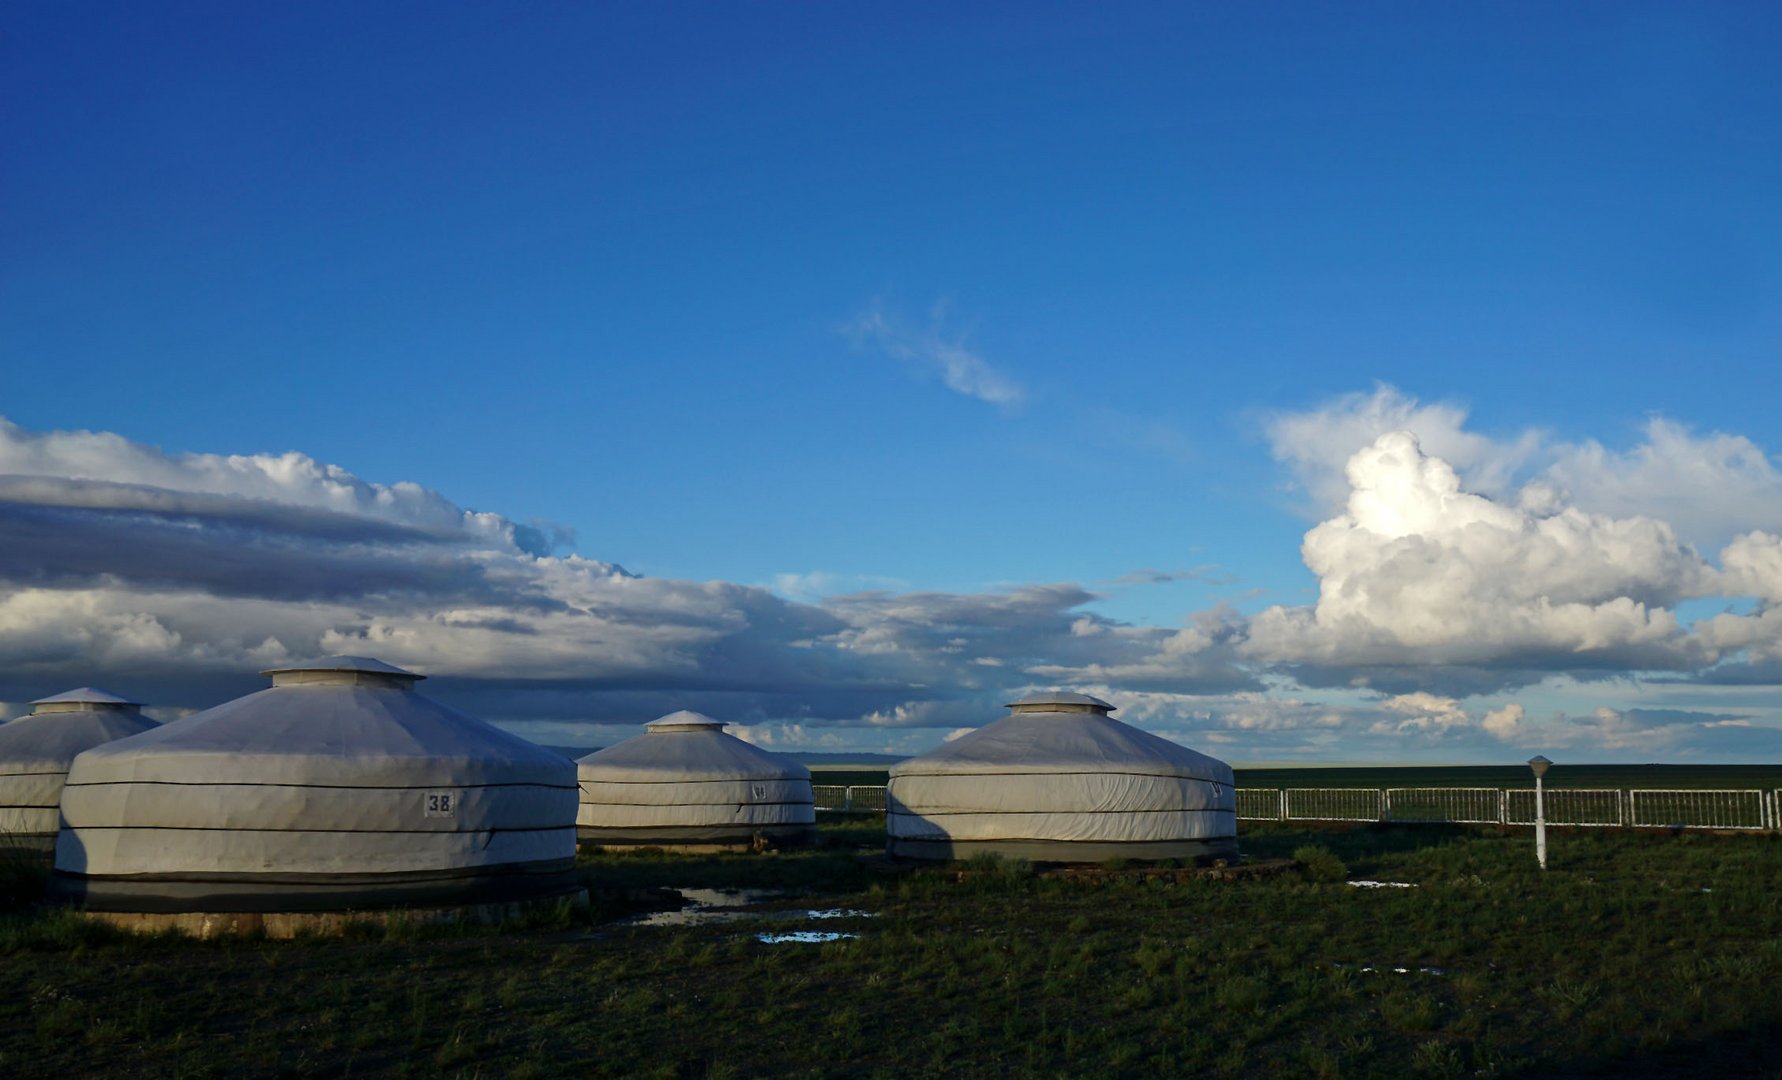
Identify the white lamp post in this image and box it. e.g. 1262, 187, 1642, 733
1528, 755, 1552, 870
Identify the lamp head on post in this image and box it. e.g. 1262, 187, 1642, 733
1528, 755, 1552, 779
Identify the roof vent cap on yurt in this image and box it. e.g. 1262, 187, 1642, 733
29, 688, 145, 715
643, 710, 727, 731
1004, 691, 1114, 715
261, 655, 424, 689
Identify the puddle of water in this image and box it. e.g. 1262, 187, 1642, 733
678, 887, 791, 907
627, 909, 742, 928
618, 887, 881, 930
757, 931, 858, 944
1347, 880, 1417, 889
619, 887, 794, 928
1333, 963, 1447, 976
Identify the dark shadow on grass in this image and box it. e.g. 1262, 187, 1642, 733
0, 846, 51, 914
1241, 823, 1484, 868
1539, 1025, 1782, 1078
577, 820, 890, 893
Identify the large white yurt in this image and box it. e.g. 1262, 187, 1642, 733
0, 689, 157, 851
52, 657, 581, 919
576, 711, 817, 849
886, 691, 1238, 863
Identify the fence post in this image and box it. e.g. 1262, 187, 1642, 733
1498, 788, 1507, 825
844, 786, 854, 813
1278, 788, 1286, 822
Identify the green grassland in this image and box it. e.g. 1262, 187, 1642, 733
804, 768, 895, 787
814, 764, 1782, 791
3, 820, 1781, 1078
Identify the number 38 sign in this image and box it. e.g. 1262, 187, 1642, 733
425, 791, 457, 818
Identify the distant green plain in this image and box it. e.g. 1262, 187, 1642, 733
812, 764, 1782, 790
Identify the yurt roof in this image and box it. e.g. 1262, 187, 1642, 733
890, 697, 1230, 781
65, 658, 566, 788
579, 711, 809, 783
30, 687, 142, 707
0, 692, 157, 773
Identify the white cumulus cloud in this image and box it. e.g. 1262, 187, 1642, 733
1247, 431, 1713, 676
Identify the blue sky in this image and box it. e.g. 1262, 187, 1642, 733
4, 3, 1781, 762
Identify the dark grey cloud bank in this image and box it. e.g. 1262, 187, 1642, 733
3, 413, 1780, 759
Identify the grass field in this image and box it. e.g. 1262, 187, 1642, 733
814, 764, 1782, 791
3, 820, 1781, 1078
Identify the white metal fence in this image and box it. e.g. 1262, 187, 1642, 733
1627, 789, 1770, 831
1385, 787, 1503, 824
813, 784, 1782, 832
811, 784, 887, 813
1235, 787, 1285, 821
1241, 786, 1778, 832
1505, 788, 1624, 827
1284, 788, 1384, 822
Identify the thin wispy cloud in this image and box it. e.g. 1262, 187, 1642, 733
843, 300, 1026, 410
1107, 567, 1239, 588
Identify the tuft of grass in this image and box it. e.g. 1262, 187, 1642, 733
1292, 844, 1350, 883
1410, 1039, 1465, 1077
1379, 991, 1442, 1033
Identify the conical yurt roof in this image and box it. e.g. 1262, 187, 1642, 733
0, 687, 156, 774
890, 691, 1230, 781
577, 711, 810, 783
65, 656, 565, 787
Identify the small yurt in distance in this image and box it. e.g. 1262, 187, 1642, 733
52, 657, 582, 933
0, 689, 157, 851
576, 711, 816, 850
886, 691, 1238, 863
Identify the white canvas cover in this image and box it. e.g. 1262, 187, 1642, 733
53, 657, 580, 913
887, 692, 1238, 862
576, 711, 816, 845
0, 688, 156, 844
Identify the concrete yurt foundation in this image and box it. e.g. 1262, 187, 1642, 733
577, 711, 817, 851
887, 692, 1239, 864
52, 657, 585, 934
82, 891, 590, 940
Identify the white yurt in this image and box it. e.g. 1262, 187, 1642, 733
52, 657, 581, 923
0, 689, 157, 851
576, 711, 817, 849
886, 691, 1238, 863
